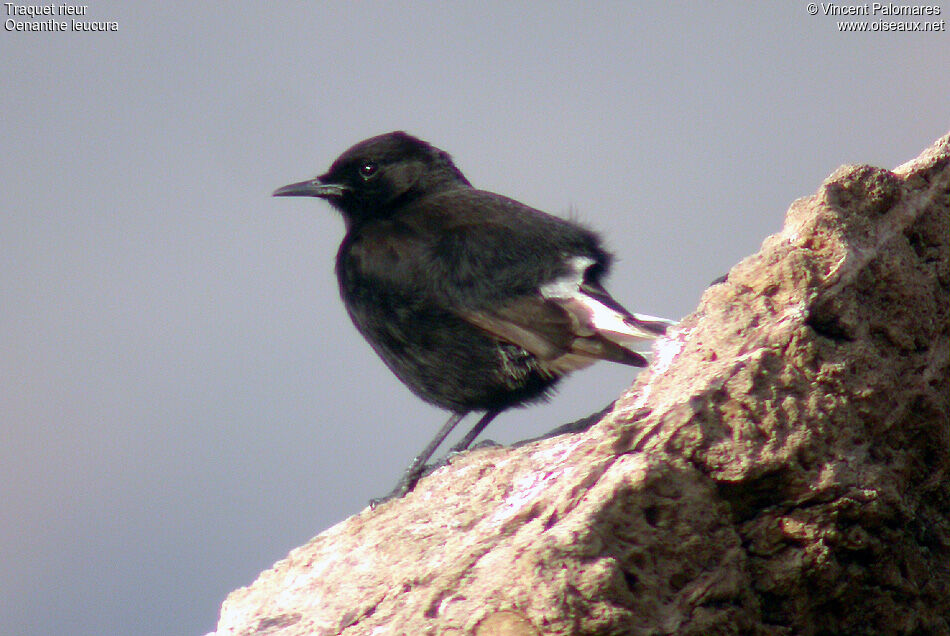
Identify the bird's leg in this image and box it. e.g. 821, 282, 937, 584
370, 411, 467, 507
448, 409, 501, 454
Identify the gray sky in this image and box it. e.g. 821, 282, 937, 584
1, 2, 946, 635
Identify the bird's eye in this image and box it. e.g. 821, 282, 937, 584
358, 161, 379, 180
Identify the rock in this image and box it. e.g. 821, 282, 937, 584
211, 133, 950, 636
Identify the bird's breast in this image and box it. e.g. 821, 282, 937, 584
337, 225, 430, 290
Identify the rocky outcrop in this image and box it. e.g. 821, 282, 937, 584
212, 134, 950, 636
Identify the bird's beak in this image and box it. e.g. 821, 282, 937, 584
272, 178, 348, 198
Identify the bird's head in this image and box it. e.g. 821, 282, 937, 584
273, 131, 471, 225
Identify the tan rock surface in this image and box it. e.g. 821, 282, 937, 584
212, 133, 949, 636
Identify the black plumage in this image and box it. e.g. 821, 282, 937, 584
274, 131, 672, 501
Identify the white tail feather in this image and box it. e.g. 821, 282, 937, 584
539, 256, 675, 353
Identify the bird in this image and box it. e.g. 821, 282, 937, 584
273, 131, 673, 502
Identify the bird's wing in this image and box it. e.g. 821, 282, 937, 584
395, 189, 675, 368
460, 294, 649, 375
413, 190, 607, 299
453, 243, 671, 370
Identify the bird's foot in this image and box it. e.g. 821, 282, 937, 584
368, 439, 504, 509
368, 463, 428, 509
447, 437, 501, 456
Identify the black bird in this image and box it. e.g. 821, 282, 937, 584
274, 131, 673, 501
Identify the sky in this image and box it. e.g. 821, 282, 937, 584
1, 2, 947, 635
